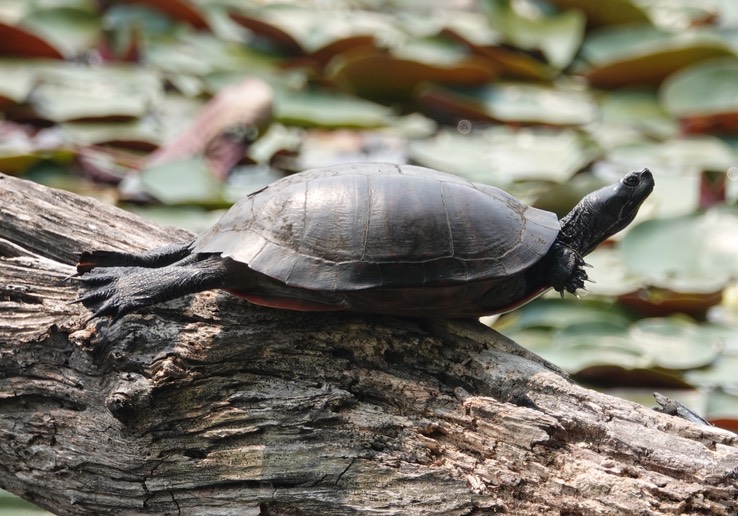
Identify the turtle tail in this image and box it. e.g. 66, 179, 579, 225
72, 255, 227, 322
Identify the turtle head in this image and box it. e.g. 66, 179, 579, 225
559, 168, 654, 256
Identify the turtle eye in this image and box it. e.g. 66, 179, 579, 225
623, 174, 640, 187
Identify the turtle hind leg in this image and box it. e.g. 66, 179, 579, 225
73, 255, 228, 322
76, 241, 194, 274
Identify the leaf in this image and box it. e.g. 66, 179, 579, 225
548, 0, 650, 27
686, 353, 738, 388
660, 57, 738, 133
229, 5, 399, 59
140, 156, 224, 206
61, 120, 162, 148
409, 127, 595, 186
585, 247, 646, 297
328, 41, 496, 100
495, 298, 634, 332
619, 208, 738, 292
0, 20, 63, 59
420, 82, 597, 125
482, 0, 586, 69
19, 6, 101, 57
29, 63, 161, 122
275, 87, 393, 128
581, 25, 735, 88
630, 318, 723, 370
596, 89, 678, 141
127, 0, 209, 29
0, 59, 43, 105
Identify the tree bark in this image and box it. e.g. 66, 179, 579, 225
0, 172, 736, 516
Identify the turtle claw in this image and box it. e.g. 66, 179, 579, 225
576, 287, 590, 299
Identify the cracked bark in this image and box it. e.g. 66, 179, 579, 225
1, 172, 737, 516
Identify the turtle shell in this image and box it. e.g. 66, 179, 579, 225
193, 163, 560, 292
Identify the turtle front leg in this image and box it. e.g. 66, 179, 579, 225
73, 255, 227, 322
548, 242, 588, 295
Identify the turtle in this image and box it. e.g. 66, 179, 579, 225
74, 163, 654, 321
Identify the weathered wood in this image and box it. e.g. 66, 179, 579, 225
1, 172, 736, 515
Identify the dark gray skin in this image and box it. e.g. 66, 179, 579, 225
74, 164, 654, 321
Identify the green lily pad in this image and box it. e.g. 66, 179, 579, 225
543, 336, 649, 372
499, 325, 651, 374
421, 82, 597, 126
0, 122, 71, 173
686, 353, 738, 388
482, 0, 585, 69
328, 40, 495, 100
125, 205, 217, 233
630, 317, 723, 370
19, 6, 100, 57
547, 0, 650, 27
0, 59, 41, 104
704, 388, 738, 423
0, 19, 64, 59
495, 298, 634, 332
408, 126, 595, 186
597, 89, 679, 141
61, 120, 162, 147
581, 25, 735, 88
275, 88, 393, 128
620, 208, 738, 292
29, 63, 161, 122
140, 156, 224, 206
230, 5, 399, 57
660, 57, 738, 120
585, 247, 645, 297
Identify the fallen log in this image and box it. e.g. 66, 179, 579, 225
0, 173, 736, 515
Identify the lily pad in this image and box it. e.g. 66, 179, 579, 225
686, 353, 738, 387
0, 122, 70, 173
420, 82, 597, 126
230, 5, 399, 59
585, 247, 645, 297
140, 156, 224, 206
597, 89, 678, 141
495, 298, 634, 332
544, 334, 649, 372
29, 63, 161, 122
328, 40, 495, 100
482, 0, 585, 69
19, 6, 100, 57
61, 120, 162, 147
581, 25, 735, 88
630, 317, 723, 370
619, 208, 738, 292
547, 0, 650, 27
660, 57, 738, 133
275, 88, 393, 128
408, 126, 595, 185
0, 59, 46, 105
0, 20, 64, 59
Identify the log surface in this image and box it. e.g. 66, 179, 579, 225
0, 173, 736, 515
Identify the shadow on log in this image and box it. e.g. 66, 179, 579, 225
1, 173, 737, 515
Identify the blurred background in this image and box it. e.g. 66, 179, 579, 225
1, 0, 738, 511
